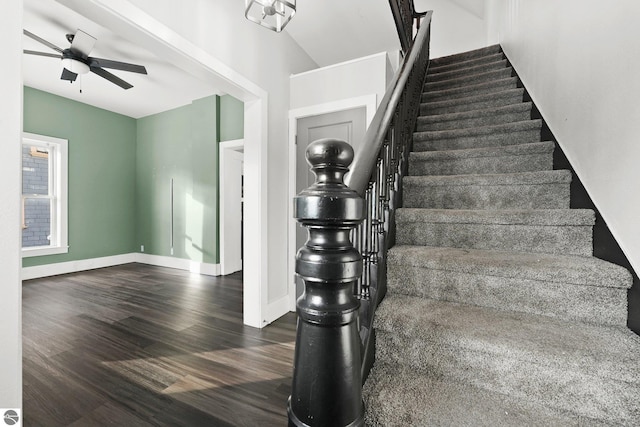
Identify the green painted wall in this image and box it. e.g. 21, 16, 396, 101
23, 89, 243, 268
218, 94, 244, 142
22, 87, 137, 267
136, 96, 220, 263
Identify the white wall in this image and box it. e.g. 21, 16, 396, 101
486, 0, 640, 275
0, 0, 23, 412
125, 0, 318, 323
415, 0, 489, 58
290, 52, 393, 111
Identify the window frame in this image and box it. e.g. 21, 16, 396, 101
21, 132, 68, 258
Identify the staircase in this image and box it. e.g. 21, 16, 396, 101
363, 45, 640, 425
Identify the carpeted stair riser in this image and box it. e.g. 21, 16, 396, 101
386, 258, 628, 326
416, 103, 533, 132
425, 68, 514, 92
422, 67, 514, 93
415, 119, 541, 143
429, 52, 505, 74
373, 296, 640, 424
387, 246, 632, 288
363, 362, 597, 427
403, 170, 570, 210
413, 129, 540, 152
420, 88, 525, 116
425, 59, 509, 82
429, 44, 502, 67
421, 77, 518, 103
388, 264, 627, 325
395, 208, 594, 256
388, 245, 631, 326
413, 120, 541, 152
409, 142, 554, 176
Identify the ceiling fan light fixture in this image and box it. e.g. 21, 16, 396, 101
62, 57, 90, 75
245, 0, 296, 32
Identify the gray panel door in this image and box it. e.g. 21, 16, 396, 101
295, 107, 367, 298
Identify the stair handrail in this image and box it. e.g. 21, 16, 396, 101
389, 0, 428, 53
288, 11, 433, 427
346, 8, 433, 381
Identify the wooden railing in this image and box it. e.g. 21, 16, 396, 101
288, 6, 432, 427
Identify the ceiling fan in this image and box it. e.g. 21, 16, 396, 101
23, 29, 148, 90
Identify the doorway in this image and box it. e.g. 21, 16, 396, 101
294, 107, 367, 298
288, 95, 377, 310
220, 139, 244, 275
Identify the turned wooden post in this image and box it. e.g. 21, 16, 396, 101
288, 138, 365, 427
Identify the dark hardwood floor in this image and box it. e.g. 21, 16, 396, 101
22, 263, 297, 426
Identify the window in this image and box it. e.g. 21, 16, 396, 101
21, 132, 68, 257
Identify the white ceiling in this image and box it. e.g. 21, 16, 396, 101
23, 0, 220, 119
285, 0, 401, 67
23, 0, 408, 118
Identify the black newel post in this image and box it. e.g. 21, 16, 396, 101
288, 139, 365, 427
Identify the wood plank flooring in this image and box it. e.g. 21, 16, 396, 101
22, 264, 297, 426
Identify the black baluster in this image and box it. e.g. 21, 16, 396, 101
288, 138, 365, 427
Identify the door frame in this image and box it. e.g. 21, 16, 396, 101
60, 0, 270, 328
287, 94, 377, 311
219, 139, 244, 275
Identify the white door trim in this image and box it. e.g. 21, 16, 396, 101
59, 0, 270, 328
219, 139, 244, 276
287, 94, 377, 311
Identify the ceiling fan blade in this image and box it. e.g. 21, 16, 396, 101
69, 29, 96, 58
23, 29, 63, 53
61, 68, 78, 82
90, 66, 133, 90
24, 50, 62, 59
89, 57, 147, 74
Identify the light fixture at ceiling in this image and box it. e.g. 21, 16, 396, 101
245, 0, 296, 33
61, 57, 90, 75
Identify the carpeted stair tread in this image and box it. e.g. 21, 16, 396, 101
416, 102, 533, 132
428, 52, 505, 75
409, 141, 553, 175
363, 362, 597, 427
420, 88, 525, 116
429, 44, 502, 67
374, 296, 640, 423
388, 245, 632, 290
425, 59, 509, 83
421, 76, 518, 102
387, 246, 629, 325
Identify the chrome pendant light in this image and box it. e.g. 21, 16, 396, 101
245, 0, 296, 32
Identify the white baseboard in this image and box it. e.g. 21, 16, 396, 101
22, 253, 221, 280
21, 253, 138, 280
135, 253, 221, 276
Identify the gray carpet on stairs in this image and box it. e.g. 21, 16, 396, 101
364, 44, 638, 426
